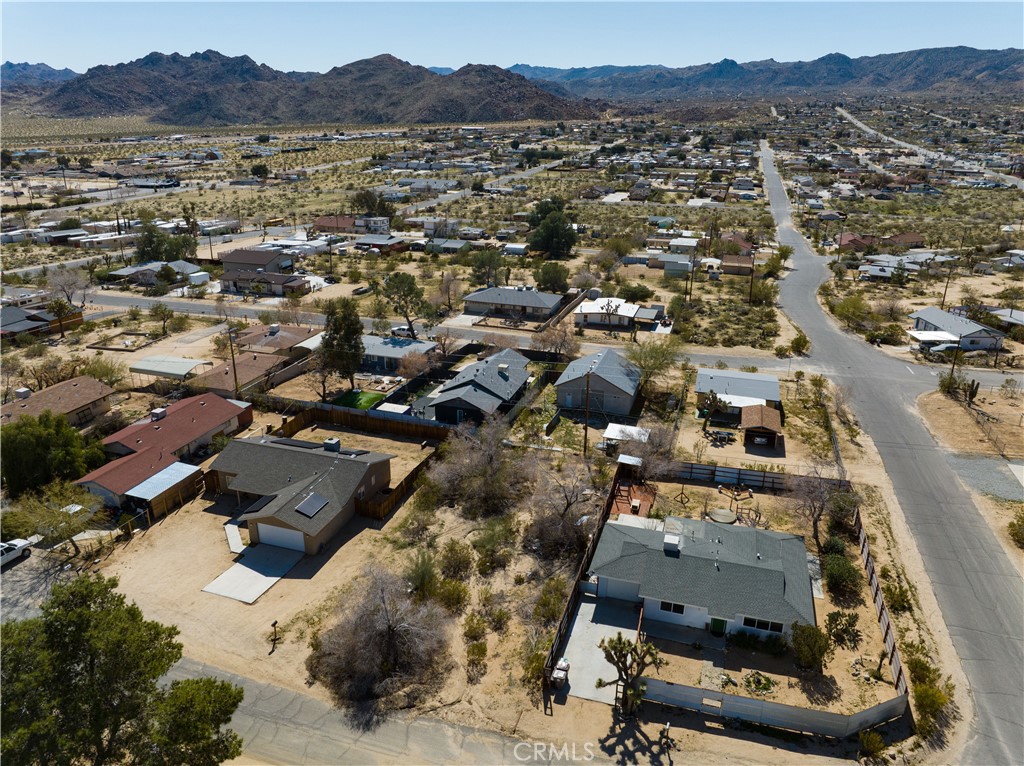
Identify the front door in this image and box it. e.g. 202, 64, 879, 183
710, 618, 727, 637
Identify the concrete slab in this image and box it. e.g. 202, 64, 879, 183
807, 552, 824, 598
224, 519, 245, 554
202, 545, 303, 604
561, 595, 641, 705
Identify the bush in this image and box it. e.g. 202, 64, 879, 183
472, 515, 517, 575
438, 539, 474, 580
821, 535, 847, 556
434, 578, 470, 615
913, 682, 950, 738
485, 606, 511, 632
790, 331, 810, 355
774, 344, 791, 358
791, 622, 833, 671
617, 282, 655, 303
521, 650, 547, 690
859, 729, 886, 758
882, 581, 912, 613
466, 640, 488, 666
463, 612, 487, 643
1008, 508, 1024, 549
823, 554, 863, 601
405, 550, 438, 600
533, 576, 567, 625
824, 610, 862, 650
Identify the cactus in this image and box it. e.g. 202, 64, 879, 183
967, 379, 980, 404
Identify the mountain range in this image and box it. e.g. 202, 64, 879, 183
7, 46, 1022, 127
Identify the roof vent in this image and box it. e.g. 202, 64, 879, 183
150, 407, 167, 421
14, 387, 31, 400
323, 437, 341, 452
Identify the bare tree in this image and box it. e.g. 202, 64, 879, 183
624, 424, 677, 485
397, 351, 432, 379
2, 357, 24, 403
49, 266, 87, 306
308, 568, 448, 705
431, 328, 460, 357
531, 321, 580, 357
523, 462, 598, 561
436, 271, 461, 314
479, 332, 519, 356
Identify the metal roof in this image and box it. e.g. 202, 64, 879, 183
695, 369, 780, 401
125, 461, 202, 501
129, 355, 213, 380
555, 350, 642, 398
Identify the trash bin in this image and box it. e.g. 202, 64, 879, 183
552, 658, 570, 689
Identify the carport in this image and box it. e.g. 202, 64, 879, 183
129, 355, 213, 386
125, 462, 204, 519
740, 405, 782, 449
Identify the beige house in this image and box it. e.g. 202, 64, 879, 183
1, 376, 115, 428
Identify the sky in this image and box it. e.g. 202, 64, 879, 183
2, 1, 1022, 73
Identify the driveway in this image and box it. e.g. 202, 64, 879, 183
561, 595, 641, 705
202, 545, 304, 604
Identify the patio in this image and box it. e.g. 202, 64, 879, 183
610, 479, 657, 518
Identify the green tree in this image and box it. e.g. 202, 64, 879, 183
529, 212, 577, 259
626, 336, 678, 396
790, 331, 810, 355
471, 249, 504, 285
45, 298, 74, 338
617, 282, 655, 303
251, 163, 270, 182
594, 632, 666, 716
0, 412, 103, 497
527, 197, 566, 228
5, 480, 105, 556
319, 297, 365, 389
533, 262, 569, 293
833, 293, 871, 329
0, 575, 243, 766
380, 272, 426, 339
351, 189, 395, 218
149, 303, 175, 335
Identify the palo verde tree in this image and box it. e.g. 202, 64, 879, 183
1, 575, 244, 766
594, 632, 666, 716
625, 336, 678, 396
4, 480, 106, 557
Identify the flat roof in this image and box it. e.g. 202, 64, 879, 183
129, 355, 213, 380
125, 461, 202, 501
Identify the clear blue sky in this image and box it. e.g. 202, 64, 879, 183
3, 2, 1022, 73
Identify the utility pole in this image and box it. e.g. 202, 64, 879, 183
227, 328, 240, 399
748, 267, 756, 304
940, 261, 955, 310
949, 334, 963, 379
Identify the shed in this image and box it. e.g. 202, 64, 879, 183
125, 462, 204, 519
740, 405, 783, 449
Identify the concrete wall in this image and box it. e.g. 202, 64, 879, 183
642, 597, 711, 630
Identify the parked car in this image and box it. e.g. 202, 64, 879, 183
928, 343, 959, 354
0, 539, 31, 567
390, 325, 414, 338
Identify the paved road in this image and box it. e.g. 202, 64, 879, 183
836, 108, 1024, 191
761, 140, 1023, 765
167, 657, 593, 765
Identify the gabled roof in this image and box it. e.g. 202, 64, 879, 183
235, 325, 322, 352
220, 270, 306, 286
463, 286, 562, 311
909, 307, 1004, 338
740, 404, 782, 433
696, 369, 781, 401
220, 248, 288, 266
362, 334, 437, 360
188, 352, 283, 391
555, 350, 641, 398
76, 446, 180, 496
590, 518, 815, 627
103, 394, 249, 456
210, 437, 393, 536
433, 348, 530, 413
1, 376, 114, 425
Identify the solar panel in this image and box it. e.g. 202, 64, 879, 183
272, 438, 321, 449
295, 492, 329, 517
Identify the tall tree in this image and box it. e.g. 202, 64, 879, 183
470, 249, 504, 286
0, 575, 243, 766
0, 411, 103, 497
45, 298, 74, 338
380, 272, 426, 339
149, 303, 175, 335
625, 336, 677, 396
529, 212, 577, 259
533, 262, 569, 293
594, 632, 666, 716
319, 297, 365, 389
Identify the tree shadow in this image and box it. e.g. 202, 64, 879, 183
598, 716, 675, 766
798, 672, 842, 705
343, 698, 389, 732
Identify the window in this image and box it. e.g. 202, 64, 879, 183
743, 617, 782, 633
661, 601, 685, 614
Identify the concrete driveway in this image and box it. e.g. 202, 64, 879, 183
202, 545, 304, 604
561, 595, 642, 705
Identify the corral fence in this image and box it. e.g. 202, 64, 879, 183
957, 398, 1022, 459
643, 679, 907, 739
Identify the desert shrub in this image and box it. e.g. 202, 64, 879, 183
882, 581, 912, 613
791, 622, 833, 671
823, 554, 863, 601
1008, 508, 1024, 549
824, 610, 862, 650
466, 640, 487, 665
434, 578, 470, 615
405, 550, 438, 600
728, 631, 763, 652
521, 649, 547, 690
859, 729, 886, 758
463, 612, 487, 643
485, 606, 511, 632
533, 576, 568, 625
472, 515, 517, 575
763, 634, 789, 656
774, 344, 791, 358
438, 539, 474, 580
913, 683, 951, 738
821, 535, 847, 556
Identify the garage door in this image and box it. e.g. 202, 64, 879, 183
602, 577, 640, 601
256, 523, 305, 552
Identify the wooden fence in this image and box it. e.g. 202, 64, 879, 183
543, 463, 625, 683
356, 453, 433, 520
536, 292, 588, 333
644, 678, 907, 739
260, 395, 452, 442
854, 505, 909, 696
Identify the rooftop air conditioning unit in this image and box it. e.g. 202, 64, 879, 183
150, 407, 167, 421
14, 387, 31, 400
269, 323, 280, 334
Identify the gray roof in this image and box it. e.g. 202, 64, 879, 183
221, 249, 287, 266
695, 369, 781, 401
555, 350, 641, 398
362, 334, 437, 360
909, 306, 1004, 338
210, 437, 392, 536
167, 259, 201, 275
463, 286, 562, 311
590, 518, 815, 627
433, 348, 530, 411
